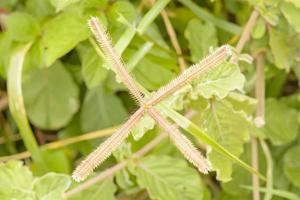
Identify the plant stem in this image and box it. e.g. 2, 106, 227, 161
259, 139, 273, 200
0, 126, 118, 162
149, 0, 187, 71
236, 10, 260, 54
7, 43, 46, 169
251, 138, 260, 200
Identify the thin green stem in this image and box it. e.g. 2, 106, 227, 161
259, 139, 273, 200
7, 44, 45, 168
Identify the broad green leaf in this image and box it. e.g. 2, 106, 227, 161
5, 12, 40, 42
185, 18, 218, 62
284, 146, 300, 188
25, 0, 55, 20
33, 173, 71, 200
81, 85, 127, 132
262, 99, 298, 145
202, 100, 250, 182
0, 161, 72, 199
50, 0, 80, 12
77, 43, 108, 88
41, 6, 90, 66
42, 149, 71, 174
269, 28, 294, 71
0, 161, 34, 199
193, 62, 245, 99
281, 2, 300, 33
69, 179, 117, 200
23, 62, 79, 130
226, 92, 257, 115
136, 156, 208, 200
133, 46, 177, 90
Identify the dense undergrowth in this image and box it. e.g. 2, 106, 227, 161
0, 0, 300, 199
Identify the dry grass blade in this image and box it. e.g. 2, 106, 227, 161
88, 17, 144, 103
72, 108, 144, 182
147, 107, 211, 174
147, 45, 232, 106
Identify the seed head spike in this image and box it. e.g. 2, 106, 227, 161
72, 108, 144, 182
148, 107, 211, 174
88, 17, 144, 104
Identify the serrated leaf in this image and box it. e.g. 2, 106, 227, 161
262, 99, 298, 145
23, 62, 79, 130
5, 12, 40, 42
69, 179, 117, 200
77, 43, 108, 88
0, 161, 34, 199
41, 6, 90, 66
136, 155, 207, 200
185, 18, 218, 62
281, 2, 300, 33
202, 100, 250, 182
81, 85, 128, 132
33, 173, 71, 200
131, 114, 155, 140
269, 28, 294, 71
193, 62, 245, 99
284, 146, 300, 189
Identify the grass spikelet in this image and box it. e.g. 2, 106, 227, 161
148, 45, 232, 106
72, 108, 144, 182
148, 107, 211, 174
88, 17, 144, 104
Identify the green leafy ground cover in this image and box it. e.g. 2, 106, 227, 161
0, 0, 300, 199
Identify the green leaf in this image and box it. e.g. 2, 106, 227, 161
77, 43, 108, 88
0, 161, 71, 200
42, 149, 71, 174
33, 173, 71, 200
136, 155, 207, 200
286, 0, 300, 8
281, 2, 300, 33
50, 0, 80, 12
193, 62, 245, 99
251, 17, 266, 39
0, 161, 34, 199
81, 85, 128, 132
131, 114, 155, 140
5, 12, 40, 42
202, 99, 250, 182
269, 27, 294, 71
185, 18, 218, 62
133, 46, 177, 90
41, 6, 90, 66
69, 179, 117, 200
284, 146, 300, 188
23, 62, 79, 130
262, 99, 298, 145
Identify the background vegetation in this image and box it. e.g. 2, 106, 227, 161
0, 0, 300, 199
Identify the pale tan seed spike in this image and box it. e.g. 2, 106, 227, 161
147, 107, 211, 173
72, 108, 144, 182
88, 17, 145, 104
147, 45, 232, 106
